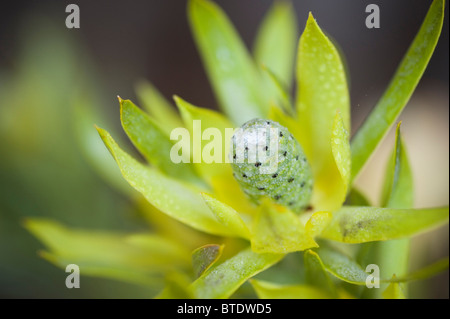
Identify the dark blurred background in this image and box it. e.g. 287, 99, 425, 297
0, 0, 448, 298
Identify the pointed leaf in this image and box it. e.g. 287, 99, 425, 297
201, 193, 251, 239
25, 219, 188, 287
346, 188, 371, 206
190, 247, 283, 299
296, 13, 350, 211
251, 203, 318, 254
253, 0, 297, 87
382, 279, 406, 299
135, 81, 183, 136
250, 279, 331, 299
321, 206, 449, 243
253, 1, 297, 110
305, 211, 332, 238
317, 247, 369, 285
97, 126, 234, 236
261, 65, 294, 114
175, 96, 233, 183
350, 0, 445, 180
304, 250, 337, 297
381, 122, 413, 209
375, 122, 413, 296
120, 98, 201, 185
192, 244, 224, 278
188, 0, 267, 124
331, 112, 351, 192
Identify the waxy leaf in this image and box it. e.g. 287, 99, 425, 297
135, 81, 183, 136
201, 193, 251, 239
351, 0, 445, 180
253, 1, 297, 109
97, 127, 234, 236
175, 96, 233, 183
120, 98, 201, 185
25, 219, 188, 287
251, 279, 331, 299
304, 250, 337, 297
375, 123, 412, 296
321, 206, 449, 243
192, 244, 224, 278
188, 0, 267, 124
253, 1, 297, 87
190, 247, 283, 299
251, 203, 317, 253
381, 122, 413, 209
296, 13, 350, 211
317, 248, 369, 285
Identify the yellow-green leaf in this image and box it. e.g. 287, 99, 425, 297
192, 244, 224, 278
190, 247, 283, 299
381, 122, 413, 209
374, 122, 413, 297
321, 206, 449, 243
350, 0, 445, 180
251, 202, 318, 254
188, 0, 267, 124
382, 276, 406, 299
175, 95, 233, 183
345, 188, 371, 206
317, 247, 369, 285
296, 13, 350, 211
304, 250, 337, 297
120, 97, 201, 185
135, 80, 184, 136
97, 126, 234, 236
253, 1, 297, 110
305, 211, 332, 238
201, 193, 251, 239
331, 112, 351, 193
25, 218, 188, 287
250, 279, 331, 299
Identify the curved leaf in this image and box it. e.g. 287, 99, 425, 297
304, 250, 337, 297
175, 96, 233, 183
192, 244, 224, 278
296, 13, 350, 211
135, 80, 183, 136
190, 247, 283, 299
201, 193, 251, 239
97, 126, 234, 236
25, 219, 188, 287
321, 206, 449, 243
317, 248, 369, 285
188, 0, 267, 124
382, 278, 406, 299
120, 97, 201, 185
253, 0, 297, 87
251, 203, 317, 254
350, 0, 445, 180
253, 1, 297, 111
375, 122, 413, 297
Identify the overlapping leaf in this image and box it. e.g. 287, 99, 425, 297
190, 247, 283, 298
321, 206, 448, 243
188, 0, 267, 124
97, 127, 235, 236
296, 13, 350, 211
351, 0, 445, 180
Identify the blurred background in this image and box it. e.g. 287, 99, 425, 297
0, 0, 448, 298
